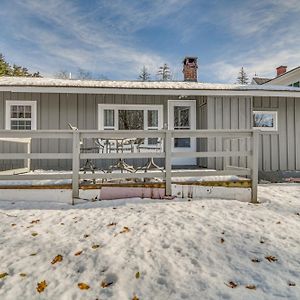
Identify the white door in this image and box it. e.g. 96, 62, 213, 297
168, 100, 197, 165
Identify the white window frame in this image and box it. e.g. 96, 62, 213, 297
253, 110, 278, 131
5, 101, 37, 130
98, 104, 163, 131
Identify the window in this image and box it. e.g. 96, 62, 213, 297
5, 101, 37, 130
98, 104, 163, 144
253, 111, 277, 131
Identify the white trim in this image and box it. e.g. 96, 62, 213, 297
1, 86, 300, 98
253, 110, 278, 131
97, 104, 163, 130
5, 100, 37, 130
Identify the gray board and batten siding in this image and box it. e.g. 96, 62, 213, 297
204, 95, 300, 172
0, 90, 300, 173
0, 91, 206, 170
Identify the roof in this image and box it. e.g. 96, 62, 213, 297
1, 76, 300, 92
262, 66, 300, 85
252, 77, 271, 85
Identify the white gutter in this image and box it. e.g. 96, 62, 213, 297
1, 86, 300, 98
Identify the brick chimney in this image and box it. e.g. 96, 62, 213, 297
276, 65, 287, 77
183, 57, 198, 82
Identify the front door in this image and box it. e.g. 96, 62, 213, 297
168, 100, 197, 165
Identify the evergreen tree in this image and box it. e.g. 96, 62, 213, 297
0, 53, 42, 77
55, 70, 70, 79
0, 54, 12, 76
77, 68, 92, 80
138, 66, 151, 81
237, 67, 249, 84
157, 63, 171, 81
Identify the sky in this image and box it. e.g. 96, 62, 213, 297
0, 0, 300, 82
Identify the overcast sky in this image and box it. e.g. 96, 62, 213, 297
1, 0, 299, 82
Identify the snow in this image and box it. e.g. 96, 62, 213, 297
0, 183, 299, 300
1, 76, 300, 92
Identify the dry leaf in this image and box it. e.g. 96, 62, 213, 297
75, 251, 83, 256
246, 284, 256, 290
51, 254, 63, 265
31, 232, 38, 237
132, 295, 139, 300
288, 282, 296, 287
135, 272, 140, 279
0, 272, 8, 279
107, 222, 117, 227
251, 258, 261, 263
265, 255, 278, 262
276, 221, 281, 224
30, 219, 40, 224
220, 238, 225, 243
120, 226, 130, 234
36, 280, 47, 293
78, 282, 90, 290
92, 244, 100, 249
60, 223, 64, 225
83, 234, 90, 238
11, 223, 16, 227
20, 273, 27, 277
101, 280, 113, 288
30, 253, 37, 256
225, 281, 238, 288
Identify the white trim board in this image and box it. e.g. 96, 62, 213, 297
1, 86, 300, 98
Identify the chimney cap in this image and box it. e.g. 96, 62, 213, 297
183, 56, 198, 63
276, 65, 287, 70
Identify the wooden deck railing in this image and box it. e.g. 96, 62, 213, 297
0, 129, 259, 204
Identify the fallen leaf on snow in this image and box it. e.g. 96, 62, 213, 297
288, 282, 296, 287
83, 234, 90, 238
30, 253, 37, 256
132, 295, 139, 300
31, 232, 38, 237
0, 272, 8, 279
246, 284, 256, 290
51, 254, 63, 265
78, 282, 90, 290
220, 238, 225, 243
75, 251, 83, 256
19, 273, 27, 277
120, 226, 130, 234
11, 223, 16, 227
135, 272, 140, 279
36, 280, 47, 293
101, 280, 113, 288
30, 219, 40, 224
225, 281, 238, 288
276, 221, 281, 224
107, 222, 117, 227
251, 258, 261, 263
265, 255, 278, 262
92, 244, 100, 249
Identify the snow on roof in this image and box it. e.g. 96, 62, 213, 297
0, 76, 300, 92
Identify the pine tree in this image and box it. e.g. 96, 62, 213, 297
157, 63, 171, 81
0, 53, 12, 76
237, 67, 249, 84
138, 66, 151, 81
0, 53, 42, 77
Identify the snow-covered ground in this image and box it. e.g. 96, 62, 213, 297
0, 183, 299, 300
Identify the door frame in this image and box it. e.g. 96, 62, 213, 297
168, 100, 197, 165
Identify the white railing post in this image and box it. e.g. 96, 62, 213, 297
25, 139, 31, 172
165, 130, 172, 196
251, 130, 259, 203
72, 131, 80, 204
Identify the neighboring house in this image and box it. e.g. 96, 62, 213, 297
252, 65, 300, 87
0, 57, 300, 177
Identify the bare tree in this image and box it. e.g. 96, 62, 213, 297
55, 70, 70, 79
77, 68, 92, 80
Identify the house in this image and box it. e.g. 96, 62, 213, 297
252, 65, 300, 87
0, 57, 300, 180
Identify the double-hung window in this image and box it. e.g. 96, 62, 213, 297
5, 101, 37, 130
